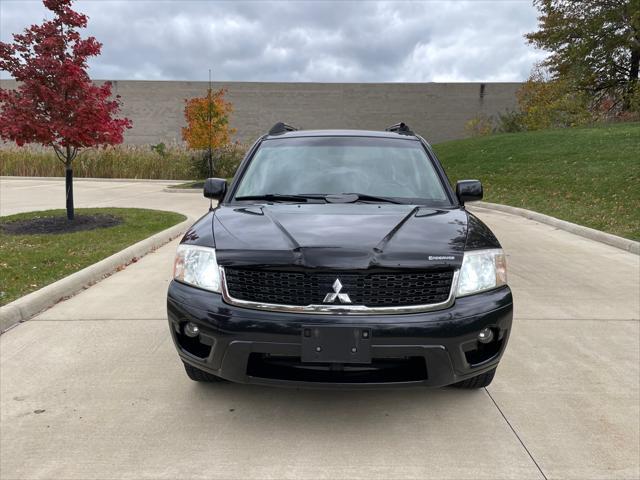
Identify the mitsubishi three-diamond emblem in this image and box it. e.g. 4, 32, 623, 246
323, 278, 352, 304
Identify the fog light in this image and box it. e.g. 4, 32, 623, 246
478, 328, 494, 344
184, 322, 200, 338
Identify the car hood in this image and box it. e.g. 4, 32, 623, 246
213, 204, 468, 269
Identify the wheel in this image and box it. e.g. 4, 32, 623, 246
451, 367, 496, 389
183, 362, 226, 383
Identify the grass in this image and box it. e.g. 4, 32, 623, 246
433, 122, 640, 240
0, 208, 186, 306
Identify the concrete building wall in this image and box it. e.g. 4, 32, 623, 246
0, 80, 522, 145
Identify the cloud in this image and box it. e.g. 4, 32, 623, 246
1, 0, 547, 82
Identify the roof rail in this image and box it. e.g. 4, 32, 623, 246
268, 122, 298, 136
385, 122, 414, 135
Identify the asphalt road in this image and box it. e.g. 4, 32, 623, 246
1, 178, 639, 480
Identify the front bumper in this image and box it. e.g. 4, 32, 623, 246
167, 280, 513, 388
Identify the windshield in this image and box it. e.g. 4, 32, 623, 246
233, 136, 451, 205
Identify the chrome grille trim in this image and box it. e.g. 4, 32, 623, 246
220, 268, 460, 315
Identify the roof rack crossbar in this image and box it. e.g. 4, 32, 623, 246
269, 122, 298, 136
385, 122, 414, 135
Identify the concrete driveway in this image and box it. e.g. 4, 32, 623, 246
0, 177, 204, 218
1, 178, 639, 480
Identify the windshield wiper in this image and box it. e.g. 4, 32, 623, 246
235, 194, 314, 203
235, 193, 403, 204
337, 193, 403, 204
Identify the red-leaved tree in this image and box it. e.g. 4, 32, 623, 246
0, 0, 131, 220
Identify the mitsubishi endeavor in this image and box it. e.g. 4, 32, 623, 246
167, 122, 512, 389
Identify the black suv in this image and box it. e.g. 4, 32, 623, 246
167, 122, 512, 389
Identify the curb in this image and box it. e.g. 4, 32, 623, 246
0, 216, 193, 334
1, 176, 183, 184
163, 187, 201, 194
473, 201, 639, 255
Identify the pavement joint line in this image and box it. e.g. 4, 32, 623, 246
484, 387, 548, 480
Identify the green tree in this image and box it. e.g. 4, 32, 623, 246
526, 0, 640, 111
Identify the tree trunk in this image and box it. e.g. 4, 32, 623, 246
625, 46, 639, 110
65, 165, 74, 220
208, 146, 213, 177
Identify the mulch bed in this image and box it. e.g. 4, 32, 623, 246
0, 214, 123, 235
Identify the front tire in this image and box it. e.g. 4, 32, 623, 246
451, 367, 496, 389
183, 362, 226, 383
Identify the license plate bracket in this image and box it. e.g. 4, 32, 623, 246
301, 325, 372, 363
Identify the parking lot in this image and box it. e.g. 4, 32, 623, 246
1, 178, 639, 479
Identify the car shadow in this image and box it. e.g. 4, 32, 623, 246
184, 380, 487, 431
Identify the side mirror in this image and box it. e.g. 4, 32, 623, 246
456, 179, 483, 205
203, 178, 227, 201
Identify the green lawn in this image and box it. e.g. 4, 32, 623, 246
0, 208, 185, 306
433, 122, 640, 240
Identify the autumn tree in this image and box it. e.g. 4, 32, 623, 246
526, 0, 640, 111
182, 88, 235, 177
516, 65, 592, 130
0, 0, 131, 220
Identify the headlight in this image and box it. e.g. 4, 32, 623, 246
173, 245, 221, 293
456, 249, 507, 297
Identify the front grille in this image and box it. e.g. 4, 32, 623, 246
223, 268, 454, 307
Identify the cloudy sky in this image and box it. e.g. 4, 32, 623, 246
1, 0, 546, 82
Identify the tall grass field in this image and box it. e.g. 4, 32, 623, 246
0, 144, 244, 180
